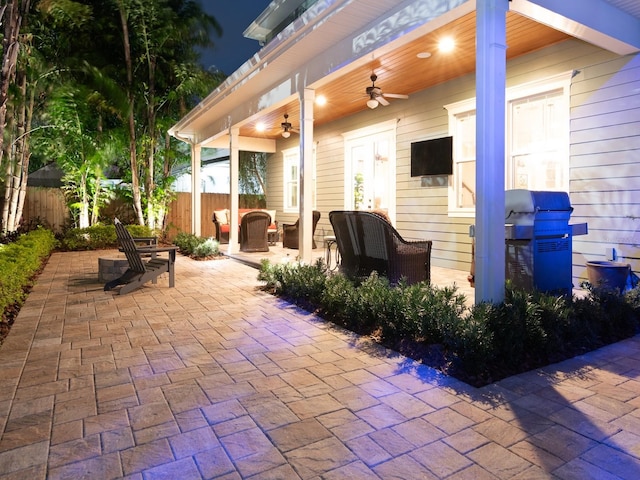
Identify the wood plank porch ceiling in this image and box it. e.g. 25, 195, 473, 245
240, 11, 569, 140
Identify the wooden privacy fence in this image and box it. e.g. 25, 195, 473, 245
23, 187, 69, 232
165, 193, 266, 240
22, 187, 265, 239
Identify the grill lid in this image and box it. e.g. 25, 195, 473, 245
505, 189, 572, 225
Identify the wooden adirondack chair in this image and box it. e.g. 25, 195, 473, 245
104, 218, 178, 295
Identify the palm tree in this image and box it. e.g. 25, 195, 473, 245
26, 0, 222, 231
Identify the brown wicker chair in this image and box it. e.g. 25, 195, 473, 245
329, 210, 432, 285
282, 210, 321, 249
240, 210, 271, 252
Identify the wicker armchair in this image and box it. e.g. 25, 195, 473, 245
282, 210, 321, 249
329, 210, 432, 285
240, 211, 271, 252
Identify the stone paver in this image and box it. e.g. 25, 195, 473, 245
0, 250, 640, 479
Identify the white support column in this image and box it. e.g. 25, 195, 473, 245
191, 143, 202, 236
228, 127, 240, 253
475, 0, 508, 304
298, 88, 315, 264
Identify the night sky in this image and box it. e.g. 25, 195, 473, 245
198, 2, 269, 75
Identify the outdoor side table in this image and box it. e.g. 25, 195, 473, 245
323, 235, 340, 271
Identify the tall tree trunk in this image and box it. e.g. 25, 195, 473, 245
2, 65, 28, 233
145, 55, 156, 229
118, 1, 144, 225
0, 1, 30, 171
6, 64, 32, 232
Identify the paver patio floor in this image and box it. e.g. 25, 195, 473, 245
0, 250, 639, 479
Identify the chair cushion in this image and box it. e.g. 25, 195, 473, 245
214, 209, 229, 224
265, 210, 276, 224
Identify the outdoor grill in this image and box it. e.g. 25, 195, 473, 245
504, 189, 587, 295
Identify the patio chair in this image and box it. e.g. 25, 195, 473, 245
104, 218, 178, 294
329, 210, 432, 285
282, 210, 321, 249
240, 210, 271, 252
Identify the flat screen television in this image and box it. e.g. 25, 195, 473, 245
410, 136, 453, 176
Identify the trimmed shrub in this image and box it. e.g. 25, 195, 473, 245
173, 232, 220, 258
0, 228, 58, 325
59, 224, 154, 250
257, 259, 640, 386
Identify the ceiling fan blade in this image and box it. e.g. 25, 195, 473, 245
383, 93, 409, 99
377, 95, 390, 106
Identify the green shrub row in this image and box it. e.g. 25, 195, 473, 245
173, 232, 220, 258
0, 228, 58, 322
258, 259, 640, 386
58, 224, 154, 250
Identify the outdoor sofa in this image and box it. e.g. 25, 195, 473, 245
212, 208, 277, 244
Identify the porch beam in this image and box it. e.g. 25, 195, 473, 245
298, 88, 315, 264
475, 0, 508, 304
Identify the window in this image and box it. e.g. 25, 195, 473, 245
446, 72, 571, 217
283, 148, 298, 211
282, 146, 316, 212
343, 120, 397, 220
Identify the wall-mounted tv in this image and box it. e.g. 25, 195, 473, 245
410, 136, 453, 176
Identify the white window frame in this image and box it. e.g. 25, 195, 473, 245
342, 119, 397, 222
282, 145, 317, 213
445, 72, 572, 217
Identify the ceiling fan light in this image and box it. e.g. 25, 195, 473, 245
367, 98, 379, 109
282, 130, 291, 138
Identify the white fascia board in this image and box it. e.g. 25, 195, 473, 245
511, 0, 640, 55
204, 135, 276, 153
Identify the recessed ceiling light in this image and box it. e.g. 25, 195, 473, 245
438, 37, 455, 52
417, 52, 432, 59
315, 95, 327, 106
256, 122, 266, 132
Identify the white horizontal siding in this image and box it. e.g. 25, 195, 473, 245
570, 51, 640, 284
266, 39, 639, 284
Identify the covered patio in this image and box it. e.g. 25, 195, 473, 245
0, 251, 638, 479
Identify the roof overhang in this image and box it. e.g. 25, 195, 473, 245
512, 0, 640, 55
169, 0, 640, 148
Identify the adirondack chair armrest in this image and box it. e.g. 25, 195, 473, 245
134, 245, 178, 259
132, 236, 158, 246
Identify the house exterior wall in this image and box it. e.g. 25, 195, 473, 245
266, 38, 639, 285
570, 52, 640, 284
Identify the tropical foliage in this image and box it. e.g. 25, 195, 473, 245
0, 0, 225, 233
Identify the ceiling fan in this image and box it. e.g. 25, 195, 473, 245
365, 73, 408, 109
281, 114, 299, 138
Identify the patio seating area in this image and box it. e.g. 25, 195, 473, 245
0, 249, 639, 479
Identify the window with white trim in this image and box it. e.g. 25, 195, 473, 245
446, 72, 571, 216
282, 146, 316, 212
343, 120, 397, 221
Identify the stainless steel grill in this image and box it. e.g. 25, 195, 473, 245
505, 189, 587, 295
